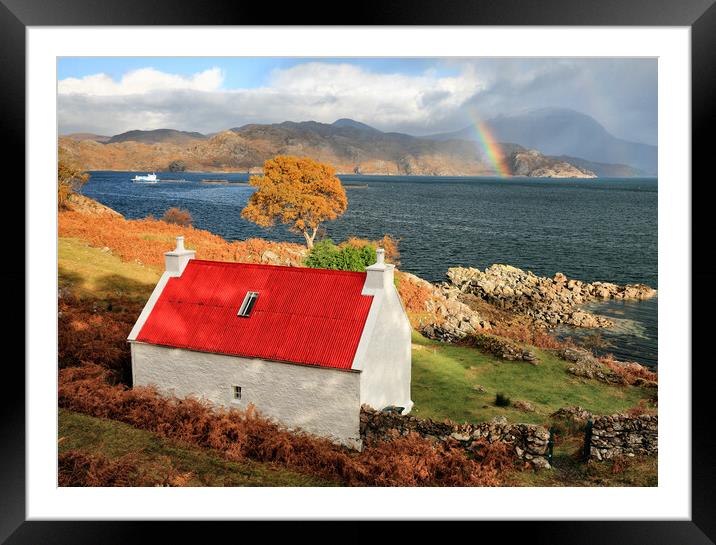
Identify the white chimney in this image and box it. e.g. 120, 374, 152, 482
364, 248, 394, 292
164, 236, 195, 276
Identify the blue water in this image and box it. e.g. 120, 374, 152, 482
80, 171, 658, 367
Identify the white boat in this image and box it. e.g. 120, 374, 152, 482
132, 172, 159, 183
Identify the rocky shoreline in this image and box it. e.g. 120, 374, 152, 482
398, 271, 492, 342
445, 264, 656, 329
400, 263, 656, 346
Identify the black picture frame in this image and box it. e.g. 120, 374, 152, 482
4, 0, 714, 541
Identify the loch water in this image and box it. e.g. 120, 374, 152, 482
80, 172, 658, 368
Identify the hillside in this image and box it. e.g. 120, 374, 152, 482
59, 119, 599, 177
59, 410, 334, 486
553, 156, 647, 178
64, 133, 111, 143
509, 149, 595, 178
426, 108, 657, 175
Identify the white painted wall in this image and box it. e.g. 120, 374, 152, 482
131, 342, 362, 449
352, 255, 413, 414
355, 282, 413, 414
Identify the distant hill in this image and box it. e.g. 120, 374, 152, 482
331, 118, 382, 133
61, 120, 487, 176
63, 133, 111, 143
426, 108, 657, 175
59, 118, 603, 178
106, 129, 207, 145
509, 149, 595, 178
220, 119, 492, 175
553, 156, 647, 178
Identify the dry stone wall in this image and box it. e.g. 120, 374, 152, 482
589, 414, 658, 460
360, 407, 658, 468
360, 406, 551, 469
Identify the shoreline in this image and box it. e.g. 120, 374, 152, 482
417, 263, 657, 368
85, 169, 658, 181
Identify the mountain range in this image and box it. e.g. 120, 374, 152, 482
425, 108, 656, 175
60, 108, 655, 178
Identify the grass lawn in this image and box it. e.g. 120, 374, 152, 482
59, 409, 338, 487
58, 237, 159, 302
410, 331, 651, 426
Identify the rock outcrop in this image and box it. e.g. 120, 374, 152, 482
397, 271, 491, 342
167, 159, 187, 172
510, 149, 596, 178
557, 347, 627, 385
65, 193, 124, 218
464, 334, 538, 363
360, 406, 551, 469
446, 264, 656, 328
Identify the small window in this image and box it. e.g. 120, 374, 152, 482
237, 291, 259, 317
232, 385, 242, 401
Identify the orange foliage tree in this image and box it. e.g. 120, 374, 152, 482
58, 159, 90, 209
241, 156, 347, 248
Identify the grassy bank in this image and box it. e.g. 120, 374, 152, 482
504, 449, 658, 487
59, 409, 336, 486
59, 237, 158, 302
411, 331, 649, 425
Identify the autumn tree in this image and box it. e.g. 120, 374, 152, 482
241, 156, 347, 248
58, 159, 90, 209
161, 207, 193, 227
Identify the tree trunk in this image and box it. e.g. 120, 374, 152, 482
303, 226, 318, 249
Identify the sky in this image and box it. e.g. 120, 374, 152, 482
57, 57, 657, 145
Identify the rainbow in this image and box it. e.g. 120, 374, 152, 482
470, 117, 511, 177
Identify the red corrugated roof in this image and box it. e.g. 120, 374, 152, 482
135, 260, 373, 370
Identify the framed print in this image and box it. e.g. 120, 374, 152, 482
5, 0, 715, 541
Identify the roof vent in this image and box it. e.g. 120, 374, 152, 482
237, 291, 259, 317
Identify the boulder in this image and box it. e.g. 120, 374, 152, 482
261, 250, 280, 264
550, 406, 593, 423
398, 272, 490, 343
466, 334, 539, 363
513, 400, 536, 413
445, 264, 655, 330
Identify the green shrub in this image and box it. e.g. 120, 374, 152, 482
495, 392, 511, 407
304, 239, 377, 272
303, 239, 339, 269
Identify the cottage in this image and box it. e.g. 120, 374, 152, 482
128, 236, 413, 449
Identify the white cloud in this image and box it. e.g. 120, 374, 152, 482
57, 63, 484, 135
58, 67, 224, 96
56, 60, 656, 145
266, 62, 482, 127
